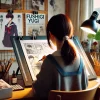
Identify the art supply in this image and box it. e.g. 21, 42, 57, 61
38, 55, 46, 61
3, 58, 13, 77
11, 70, 17, 85
10, 84, 24, 91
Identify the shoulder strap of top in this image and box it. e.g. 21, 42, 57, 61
47, 54, 83, 77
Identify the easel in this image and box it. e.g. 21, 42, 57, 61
15, 35, 37, 76
10, 35, 46, 87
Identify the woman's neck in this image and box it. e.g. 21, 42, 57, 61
56, 40, 64, 50
7, 20, 12, 27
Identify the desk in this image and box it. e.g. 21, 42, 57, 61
8, 76, 100, 100
8, 75, 34, 100
8, 88, 33, 100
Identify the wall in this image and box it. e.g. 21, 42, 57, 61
0, 0, 67, 75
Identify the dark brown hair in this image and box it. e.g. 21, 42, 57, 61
46, 14, 76, 65
6, 10, 14, 19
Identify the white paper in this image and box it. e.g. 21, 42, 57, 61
20, 40, 56, 80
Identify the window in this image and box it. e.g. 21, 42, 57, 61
94, 0, 100, 29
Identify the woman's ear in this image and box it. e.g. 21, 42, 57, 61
49, 32, 56, 46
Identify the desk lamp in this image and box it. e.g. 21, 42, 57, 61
80, 11, 100, 34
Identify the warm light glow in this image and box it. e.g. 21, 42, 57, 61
94, 0, 100, 8
80, 27, 96, 34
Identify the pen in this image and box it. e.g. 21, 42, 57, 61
38, 55, 46, 61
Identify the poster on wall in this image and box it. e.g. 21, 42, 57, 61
24, 0, 44, 10
48, 0, 65, 20
0, 13, 23, 50
0, 0, 22, 10
25, 13, 45, 36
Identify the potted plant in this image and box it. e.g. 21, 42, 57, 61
87, 29, 100, 52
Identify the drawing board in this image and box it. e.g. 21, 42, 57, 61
10, 36, 97, 86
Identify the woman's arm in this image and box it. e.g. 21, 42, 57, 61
32, 57, 54, 99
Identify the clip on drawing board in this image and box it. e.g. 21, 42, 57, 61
10, 36, 97, 87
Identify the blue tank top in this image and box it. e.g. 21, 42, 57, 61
47, 54, 83, 77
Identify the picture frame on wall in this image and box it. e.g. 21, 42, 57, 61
0, 0, 22, 10
0, 12, 23, 50
24, 0, 45, 11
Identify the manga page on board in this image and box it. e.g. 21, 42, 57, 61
20, 40, 56, 80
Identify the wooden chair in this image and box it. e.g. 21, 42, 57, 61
48, 81, 100, 100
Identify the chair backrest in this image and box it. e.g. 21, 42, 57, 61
48, 81, 100, 100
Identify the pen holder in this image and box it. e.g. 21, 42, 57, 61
0, 72, 9, 83
0, 58, 14, 83
0, 72, 4, 78
3, 72, 9, 83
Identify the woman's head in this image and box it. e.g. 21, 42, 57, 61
46, 14, 73, 47
46, 14, 76, 65
6, 14, 14, 19
6, 9, 14, 20
6, 11, 14, 23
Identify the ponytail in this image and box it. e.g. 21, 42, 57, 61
46, 14, 76, 64
61, 39, 76, 65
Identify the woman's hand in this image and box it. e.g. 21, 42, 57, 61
39, 55, 46, 61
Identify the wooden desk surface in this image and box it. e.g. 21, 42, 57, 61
8, 76, 100, 100
8, 75, 34, 100
8, 88, 33, 100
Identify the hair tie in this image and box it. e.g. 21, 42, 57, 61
63, 36, 69, 41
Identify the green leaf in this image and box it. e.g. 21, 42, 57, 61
87, 34, 95, 39
95, 30, 100, 40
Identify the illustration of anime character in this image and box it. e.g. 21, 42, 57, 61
31, 0, 44, 10
2, 10, 18, 47
32, 29, 39, 39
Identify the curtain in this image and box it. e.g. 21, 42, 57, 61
67, 0, 93, 41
